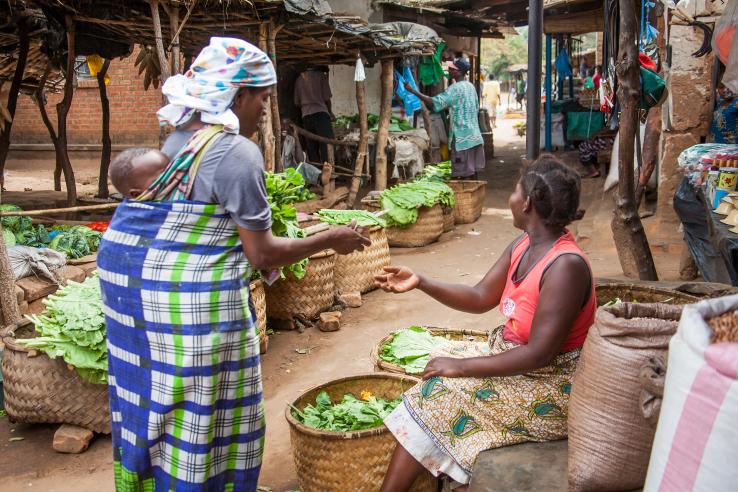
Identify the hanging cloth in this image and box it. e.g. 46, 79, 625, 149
354, 56, 366, 82
86, 55, 110, 85
394, 68, 422, 117
419, 42, 446, 86
555, 49, 573, 78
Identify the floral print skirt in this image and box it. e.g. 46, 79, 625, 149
385, 326, 580, 484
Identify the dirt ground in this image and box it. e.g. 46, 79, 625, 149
0, 117, 683, 491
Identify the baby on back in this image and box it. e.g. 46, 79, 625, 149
109, 148, 169, 198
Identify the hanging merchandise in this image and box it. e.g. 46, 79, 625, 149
712, 0, 738, 64
555, 48, 572, 78
354, 55, 366, 82
418, 41, 446, 86
639, 53, 667, 109
86, 54, 110, 85
394, 68, 422, 117
640, 0, 660, 65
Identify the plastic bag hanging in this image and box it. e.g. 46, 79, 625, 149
354, 56, 366, 82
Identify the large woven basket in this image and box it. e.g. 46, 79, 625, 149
442, 206, 455, 232
249, 279, 268, 354
1, 320, 111, 434
334, 227, 390, 295
449, 180, 487, 224
595, 283, 699, 307
371, 327, 489, 375
265, 250, 336, 321
285, 373, 437, 492
365, 201, 444, 248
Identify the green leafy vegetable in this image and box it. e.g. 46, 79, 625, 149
3, 228, 16, 246
47, 225, 102, 258
292, 390, 401, 432
264, 167, 316, 279
334, 114, 413, 133
379, 326, 449, 374
20, 275, 107, 384
380, 180, 455, 227
417, 161, 452, 183
316, 209, 387, 228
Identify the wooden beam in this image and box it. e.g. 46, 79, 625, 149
375, 59, 393, 191
610, 0, 658, 280
291, 123, 358, 147
544, 8, 604, 34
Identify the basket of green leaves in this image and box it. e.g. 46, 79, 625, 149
1, 275, 110, 433
285, 373, 437, 492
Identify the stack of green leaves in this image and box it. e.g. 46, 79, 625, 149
48, 225, 102, 259
379, 326, 449, 374
0, 204, 53, 248
417, 161, 452, 183
316, 209, 387, 228
333, 114, 412, 133
380, 180, 455, 227
21, 275, 107, 384
264, 167, 316, 280
292, 390, 401, 432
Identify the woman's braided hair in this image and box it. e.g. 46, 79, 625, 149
520, 153, 585, 229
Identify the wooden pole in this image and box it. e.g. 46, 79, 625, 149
0, 224, 20, 326
420, 100, 434, 161
0, 202, 119, 217
96, 59, 112, 198
375, 59, 393, 191
258, 22, 276, 172
168, 3, 180, 75
0, 25, 30, 189
57, 16, 78, 206
34, 65, 62, 191
611, 0, 658, 280
636, 107, 661, 209
348, 74, 368, 207
268, 22, 283, 170
148, 0, 171, 81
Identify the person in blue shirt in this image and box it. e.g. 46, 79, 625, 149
710, 82, 738, 144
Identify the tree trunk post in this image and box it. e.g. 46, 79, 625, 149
57, 16, 78, 206
97, 59, 112, 198
348, 74, 369, 207
168, 3, 180, 75
375, 59, 394, 191
149, 0, 171, 82
0, 224, 20, 327
420, 100, 435, 162
34, 65, 62, 191
0, 25, 30, 189
611, 0, 658, 280
636, 107, 661, 209
268, 22, 283, 170
258, 22, 276, 172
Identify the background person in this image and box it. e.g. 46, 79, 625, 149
294, 66, 335, 164
482, 72, 501, 129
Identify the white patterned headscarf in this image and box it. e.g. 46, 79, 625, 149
157, 37, 276, 133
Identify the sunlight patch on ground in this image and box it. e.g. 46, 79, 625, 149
482, 208, 513, 219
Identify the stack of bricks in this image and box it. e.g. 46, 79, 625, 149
9, 46, 161, 147
657, 0, 725, 235
14, 261, 97, 316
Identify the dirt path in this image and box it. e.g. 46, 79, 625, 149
0, 118, 681, 491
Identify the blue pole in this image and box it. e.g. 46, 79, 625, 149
557, 36, 564, 100
545, 33, 552, 152
568, 35, 575, 98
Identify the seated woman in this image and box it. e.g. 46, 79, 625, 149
375, 154, 595, 491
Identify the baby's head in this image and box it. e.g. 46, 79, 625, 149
110, 148, 169, 198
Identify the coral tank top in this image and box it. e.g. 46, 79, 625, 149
499, 231, 595, 351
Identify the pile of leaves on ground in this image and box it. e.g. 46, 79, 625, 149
380, 179, 455, 227
417, 161, 452, 183
292, 390, 401, 432
1, 204, 103, 258
379, 326, 450, 374
20, 274, 107, 384
316, 209, 387, 228
264, 167, 315, 279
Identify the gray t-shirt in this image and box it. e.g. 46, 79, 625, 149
161, 130, 272, 231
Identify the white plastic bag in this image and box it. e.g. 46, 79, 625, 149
7, 246, 66, 282
644, 295, 738, 492
605, 123, 656, 191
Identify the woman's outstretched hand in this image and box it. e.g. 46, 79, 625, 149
423, 357, 465, 380
374, 266, 420, 293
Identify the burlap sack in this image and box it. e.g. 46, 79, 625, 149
568, 303, 683, 492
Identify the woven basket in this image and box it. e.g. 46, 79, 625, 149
365, 201, 444, 248
265, 250, 336, 321
442, 206, 455, 232
595, 283, 699, 307
1, 320, 111, 434
449, 180, 487, 224
371, 327, 489, 375
249, 279, 268, 354
286, 373, 438, 492
334, 227, 390, 295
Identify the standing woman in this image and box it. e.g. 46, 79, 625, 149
405, 58, 485, 179
375, 155, 595, 490
97, 38, 369, 491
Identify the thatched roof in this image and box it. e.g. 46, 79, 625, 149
0, 0, 441, 91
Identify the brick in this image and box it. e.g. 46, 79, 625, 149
338, 292, 363, 308
16, 276, 57, 302
76, 262, 98, 277
27, 298, 47, 315
60, 265, 86, 283
53, 424, 94, 454
318, 311, 341, 332
15, 285, 24, 304
668, 71, 712, 133
658, 131, 700, 225
18, 301, 29, 315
